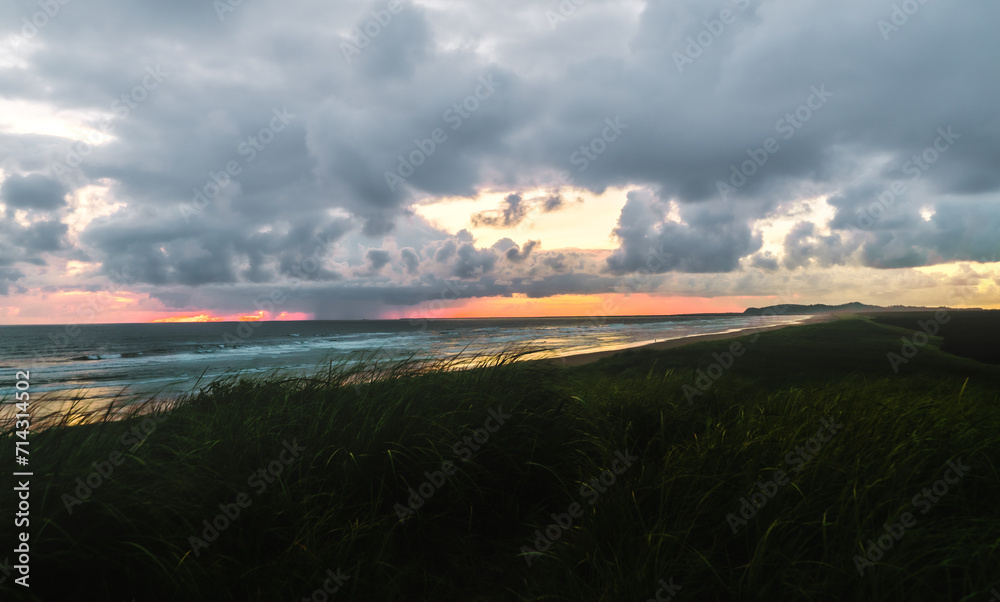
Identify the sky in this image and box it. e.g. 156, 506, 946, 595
1, 0, 998, 324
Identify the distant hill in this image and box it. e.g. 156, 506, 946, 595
741, 302, 957, 315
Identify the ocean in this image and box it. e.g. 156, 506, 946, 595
0, 314, 805, 414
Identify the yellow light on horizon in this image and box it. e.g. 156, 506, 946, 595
152, 314, 225, 323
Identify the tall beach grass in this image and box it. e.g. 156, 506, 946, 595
1, 317, 998, 600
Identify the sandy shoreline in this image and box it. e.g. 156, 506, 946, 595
549, 314, 836, 367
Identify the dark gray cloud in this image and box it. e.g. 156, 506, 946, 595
856, 199, 1000, 269
541, 194, 565, 212
433, 239, 456, 263
1, 174, 67, 211
13, 220, 69, 252
348, 1, 433, 80
81, 210, 353, 286
471, 192, 574, 228
399, 247, 420, 273
149, 268, 628, 318
782, 222, 854, 270
606, 190, 763, 274
471, 193, 526, 228
748, 251, 779, 272
365, 248, 392, 272
452, 242, 497, 279
490, 238, 518, 254
0, 217, 69, 268
542, 253, 568, 272
504, 240, 538, 263
0, 267, 26, 295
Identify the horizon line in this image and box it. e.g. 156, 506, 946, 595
2, 304, 991, 327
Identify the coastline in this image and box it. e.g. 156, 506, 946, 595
550, 313, 836, 367
7, 313, 999, 600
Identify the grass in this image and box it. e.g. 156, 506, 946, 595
868, 309, 1000, 365
1, 316, 999, 601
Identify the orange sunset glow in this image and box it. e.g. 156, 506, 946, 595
381, 294, 770, 320
151, 311, 310, 323
151, 314, 225, 323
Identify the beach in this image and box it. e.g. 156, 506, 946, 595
551, 313, 835, 366
0, 313, 810, 409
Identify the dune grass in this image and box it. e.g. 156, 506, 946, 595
1, 316, 999, 601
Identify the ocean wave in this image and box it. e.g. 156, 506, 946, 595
71, 354, 123, 361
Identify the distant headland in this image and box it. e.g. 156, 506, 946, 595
742, 302, 984, 315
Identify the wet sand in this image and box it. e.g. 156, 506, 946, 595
550, 314, 836, 367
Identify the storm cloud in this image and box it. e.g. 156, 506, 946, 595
0, 0, 997, 315
1, 173, 67, 211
